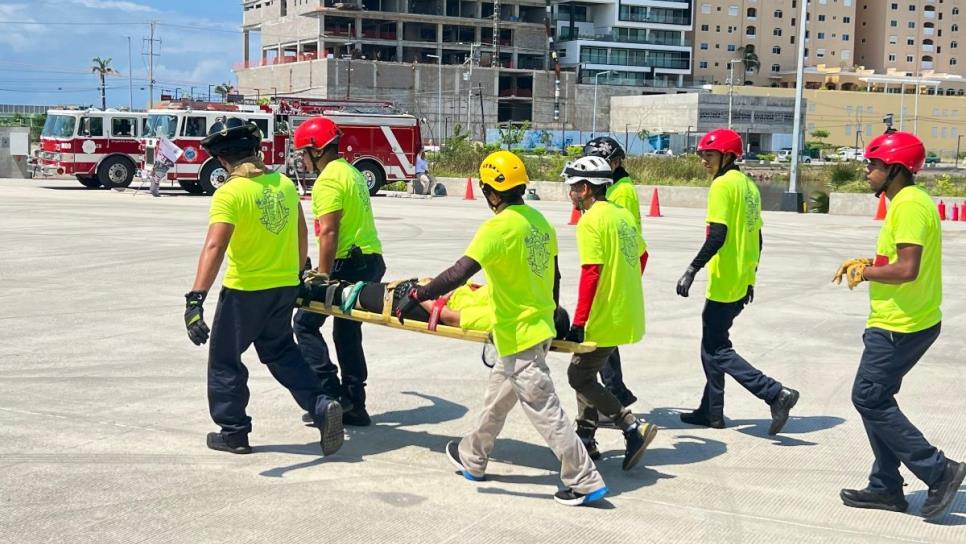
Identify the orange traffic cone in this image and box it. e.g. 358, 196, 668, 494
464, 177, 475, 200
647, 188, 663, 217
568, 206, 582, 225
874, 193, 887, 220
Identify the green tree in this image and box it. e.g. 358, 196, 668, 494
810, 129, 830, 159
497, 120, 530, 149
90, 57, 117, 110
214, 82, 234, 102
742, 44, 760, 74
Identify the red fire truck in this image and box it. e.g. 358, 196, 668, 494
140, 98, 422, 195
31, 108, 146, 189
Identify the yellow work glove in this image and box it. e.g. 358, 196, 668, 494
832, 258, 873, 289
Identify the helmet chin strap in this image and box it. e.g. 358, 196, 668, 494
874, 164, 905, 198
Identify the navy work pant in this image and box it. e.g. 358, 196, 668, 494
853, 324, 946, 493
208, 286, 330, 438
293, 253, 386, 409
696, 296, 782, 419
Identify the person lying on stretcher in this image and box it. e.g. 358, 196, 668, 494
297, 275, 571, 339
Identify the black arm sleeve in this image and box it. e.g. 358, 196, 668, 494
759, 230, 763, 254
553, 256, 561, 305
689, 222, 728, 271
417, 256, 482, 301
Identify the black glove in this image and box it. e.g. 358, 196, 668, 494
566, 325, 585, 344
746, 285, 755, 304
396, 289, 423, 324
184, 291, 210, 346
676, 266, 698, 298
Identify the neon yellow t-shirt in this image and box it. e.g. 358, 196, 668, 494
312, 158, 383, 258
606, 176, 642, 235
868, 185, 942, 333
447, 284, 493, 331
705, 168, 762, 303
464, 205, 558, 357
208, 172, 302, 291
576, 201, 645, 347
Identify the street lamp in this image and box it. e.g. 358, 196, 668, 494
344, 42, 354, 100
427, 53, 442, 143
957, 134, 964, 169
592, 70, 613, 136
727, 59, 743, 129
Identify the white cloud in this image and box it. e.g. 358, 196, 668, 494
0, 5, 45, 51
70, 0, 156, 13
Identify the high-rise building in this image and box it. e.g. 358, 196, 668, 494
855, 0, 964, 76
553, 0, 694, 88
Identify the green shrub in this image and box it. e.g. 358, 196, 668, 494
566, 145, 583, 158
758, 152, 777, 162
809, 191, 830, 213
531, 146, 547, 156
829, 162, 863, 187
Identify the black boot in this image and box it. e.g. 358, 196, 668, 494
680, 410, 725, 429
206, 432, 252, 455
921, 460, 966, 519
768, 387, 799, 435
840, 487, 908, 512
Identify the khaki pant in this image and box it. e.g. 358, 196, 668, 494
458, 339, 605, 494
568, 347, 636, 440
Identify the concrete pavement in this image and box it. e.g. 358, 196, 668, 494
1, 178, 964, 543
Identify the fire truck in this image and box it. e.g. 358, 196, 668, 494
31, 108, 146, 189
140, 97, 422, 195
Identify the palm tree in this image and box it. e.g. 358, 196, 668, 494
214, 82, 234, 102
742, 44, 760, 75
91, 57, 117, 110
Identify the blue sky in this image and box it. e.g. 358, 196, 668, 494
0, 0, 256, 108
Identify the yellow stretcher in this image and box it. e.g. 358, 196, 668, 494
297, 299, 597, 354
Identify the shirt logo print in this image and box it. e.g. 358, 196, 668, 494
618, 220, 639, 265
256, 187, 290, 235
525, 226, 551, 278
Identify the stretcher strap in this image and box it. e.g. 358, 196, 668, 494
427, 295, 450, 332
383, 279, 403, 320
324, 283, 339, 311
341, 281, 366, 314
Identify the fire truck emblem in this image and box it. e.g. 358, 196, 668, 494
255, 187, 290, 235
81, 140, 95, 154
524, 226, 551, 278
618, 220, 639, 265
183, 147, 197, 162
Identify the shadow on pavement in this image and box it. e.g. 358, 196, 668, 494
639, 407, 845, 446
907, 487, 966, 526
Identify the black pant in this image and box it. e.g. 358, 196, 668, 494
599, 348, 636, 404
208, 286, 330, 438
293, 253, 386, 409
853, 324, 946, 493
569, 347, 636, 440
697, 296, 782, 419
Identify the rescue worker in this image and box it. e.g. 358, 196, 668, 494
184, 117, 344, 456
562, 155, 657, 469
292, 116, 386, 427
396, 151, 608, 506
675, 128, 798, 434
582, 137, 643, 408
833, 130, 964, 519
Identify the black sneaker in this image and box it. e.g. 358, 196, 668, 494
769, 387, 800, 435
680, 410, 725, 429
206, 432, 252, 454
581, 438, 601, 461
623, 422, 658, 470
553, 486, 609, 506
317, 400, 344, 456
445, 440, 483, 481
343, 406, 371, 427
840, 487, 909, 512
921, 460, 966, 519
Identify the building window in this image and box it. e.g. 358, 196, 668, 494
908, 21, 916, 29
716, 25, 721, 32
908, 38, 915, 45
842, 50, 851, 60
774, 28, 782, 37
727, 43, 737, 51
907, 55, 914, 62
818, 32, 825, 39
746, 26, 756, 36
843, 16, 851, 24
700, 42, 709, 50
953, 41, 959, 49
843, 34, 850, 42
774, 9, 783, 18
932, 127, 939, 138
953, 24, 959, 32
846, 124, 852, 136
772, 45, 781, 54
747, 7, 757, 18
889, 54, 897, 61
702, 3, 712, 14
953, 8, 960, 16
771, 63, 781, 72
700, 61, 709, 68
701, 24, 710, 31
818, 14, 826, 22
890, 36, 897, 44
728, 5, 738, 16
890, 3, 897, 9
891, 20, 898, 27
909, 4, 916, 11
953, 58, 959, 65
817, 48, 826, 58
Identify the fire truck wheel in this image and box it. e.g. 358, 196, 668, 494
178, 180, 205, 194
354, 160, 385, 196
97, 156, 135, 189
75, 175, 101, 189
199, 161, 229, 195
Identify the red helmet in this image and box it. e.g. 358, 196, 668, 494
864, 130, 925, 173
293, 116, 342, 150
697, 128, 743, 158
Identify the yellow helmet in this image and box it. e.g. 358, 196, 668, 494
479, 150, 528, 191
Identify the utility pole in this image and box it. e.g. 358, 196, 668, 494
126, 36, 134, 110
478, 82, 485, 143
143, 21, 160, 108
786, 0, 808, 211
727, 59, 742, 129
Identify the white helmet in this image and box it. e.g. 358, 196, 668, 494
563, 155, 613, 186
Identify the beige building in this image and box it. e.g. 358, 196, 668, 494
690, 0, 858, 87
855, 0, 964, 76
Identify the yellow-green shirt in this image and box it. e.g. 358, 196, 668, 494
312, 158, 383, 258
577, 201, 645, 347
208, 172, 302, 291
868, 185, 942, 333
606, 176, 642, 235
448, 284, 493, 332
705, 168, 762, 303
465, 205, 558, 357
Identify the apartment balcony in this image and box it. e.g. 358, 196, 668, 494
923, 11, 936, 20
559, 29, 690, 48
922, 61, 934, 69
924, 28, 935, 36
922, 44, 934, 53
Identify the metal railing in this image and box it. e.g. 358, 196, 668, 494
559, 29, 690, 47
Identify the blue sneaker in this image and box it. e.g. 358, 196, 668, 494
446, 440, 483, 481
553, 486, 609, 506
